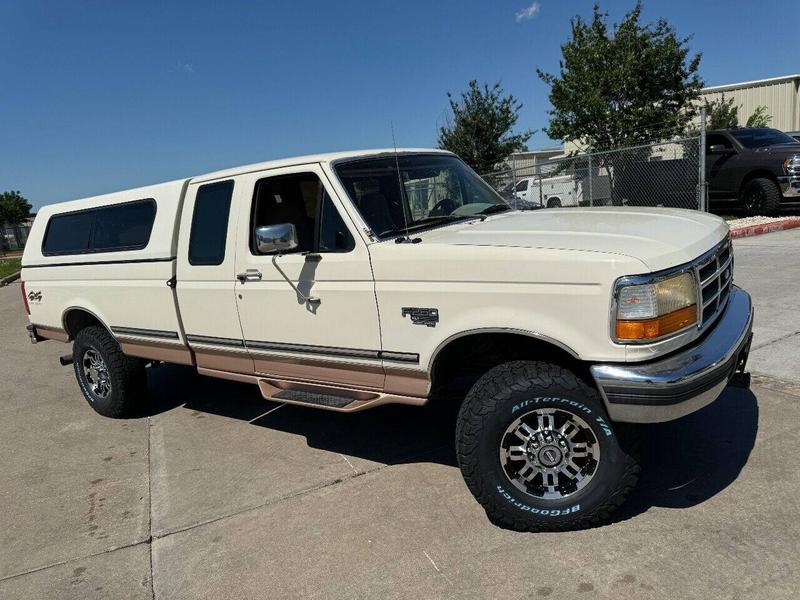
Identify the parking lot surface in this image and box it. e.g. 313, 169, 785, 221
1, 230, 799, 599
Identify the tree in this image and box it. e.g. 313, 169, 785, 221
438, 80, 533, 175
703, 94, 739, 129
537, 2, 703, 151
701, 95, 772, 129
745, 105, 772, 128
0, 191, 32, 226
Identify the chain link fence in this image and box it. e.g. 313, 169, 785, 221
482, 137, 704, 211
1, 224, 31, 254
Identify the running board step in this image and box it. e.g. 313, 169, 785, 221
271, 389, 356, 409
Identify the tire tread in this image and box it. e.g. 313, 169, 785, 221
455, 360, 640, 532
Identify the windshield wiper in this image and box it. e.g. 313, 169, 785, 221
479, 204, 512, 216
377, 215, 468, 239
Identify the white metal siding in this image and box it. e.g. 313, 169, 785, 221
700, 76, 800, 131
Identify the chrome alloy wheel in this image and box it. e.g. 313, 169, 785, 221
499, 408, 599, 500
82, 348, 111, 400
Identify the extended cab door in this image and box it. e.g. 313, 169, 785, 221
176, 177, 255, 374
232, 164, 384, 389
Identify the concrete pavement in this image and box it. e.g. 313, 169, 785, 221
1, 230, 798, 599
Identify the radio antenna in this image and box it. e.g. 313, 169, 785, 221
391, 121, 412, 243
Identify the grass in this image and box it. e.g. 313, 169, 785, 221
0, 257, 22, 279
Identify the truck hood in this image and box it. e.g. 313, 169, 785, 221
415, 207, 729, 272
757, 143, 800, 153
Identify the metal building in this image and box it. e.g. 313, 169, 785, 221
700, 74, 800, 131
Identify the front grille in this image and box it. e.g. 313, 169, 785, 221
696, 238, 733, 328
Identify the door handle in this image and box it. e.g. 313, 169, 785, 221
236, 269, 263, 283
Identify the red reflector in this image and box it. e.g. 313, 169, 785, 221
21, 281, 31, 315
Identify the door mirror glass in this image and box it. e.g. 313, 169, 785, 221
254, 223, 298, 254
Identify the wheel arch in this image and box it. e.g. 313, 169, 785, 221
428, 328, 585, 398
738, 169, 780, 195
62, 306, 112, 341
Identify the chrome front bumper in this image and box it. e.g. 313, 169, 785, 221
590, 287, 753, 423
778, 175, 800, 198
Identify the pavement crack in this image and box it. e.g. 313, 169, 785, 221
151, 443, 452, 541
147, 416, 155, 600
0, 538, 151, 584
751, 329, 800, 351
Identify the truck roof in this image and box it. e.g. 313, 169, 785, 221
41, 148, 453, 211
191, 148, 453, 183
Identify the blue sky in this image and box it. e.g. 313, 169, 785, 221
1, 0, 796, 210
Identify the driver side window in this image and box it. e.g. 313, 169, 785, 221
250, 173, 354, 254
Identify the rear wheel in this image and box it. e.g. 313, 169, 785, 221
455, 360, 639, 531
547, 198, 562, 208
740, 177, 781, 216
72, 326, 147, 418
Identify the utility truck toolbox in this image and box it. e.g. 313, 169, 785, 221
21, 149, 753, 531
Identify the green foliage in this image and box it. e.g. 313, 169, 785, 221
0, 191, 32, 226
700, 95, 773, 129
0, 257, 22, 277
745, 105, 772, 128
438, 80, 534, 174
703, 94, 739, 129
537, 2, 703, 150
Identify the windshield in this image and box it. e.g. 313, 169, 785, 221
334, 154, 509, 238
730, 128, 798, 148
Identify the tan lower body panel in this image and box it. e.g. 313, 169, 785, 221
34, 325, 70, 343
250, 350, 384, 389
192, 345, 254, 373
119, 338, 194, 365
125, 338, 430, 412
197, 367, 428, 413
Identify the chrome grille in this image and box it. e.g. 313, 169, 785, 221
696, 238, 733, 329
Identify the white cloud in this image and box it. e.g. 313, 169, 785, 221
175, 61, 195, 74
515, 1, 541, 22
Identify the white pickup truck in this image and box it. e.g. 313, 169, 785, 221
21, 149, 753, 531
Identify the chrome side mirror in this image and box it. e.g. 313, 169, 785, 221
254, 223, 298, 254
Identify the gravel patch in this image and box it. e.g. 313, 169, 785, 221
727, 216, 798, 229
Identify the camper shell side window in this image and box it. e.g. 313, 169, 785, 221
42, 199, 157, 256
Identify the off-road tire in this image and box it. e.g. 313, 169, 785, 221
740, 177, 781, 216
455, 360, 640, 532
72, 325, 147, 418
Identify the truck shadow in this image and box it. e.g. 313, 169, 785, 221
145, 365, 758, 525
610, 386, 758, 522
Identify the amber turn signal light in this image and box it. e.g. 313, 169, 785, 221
615, 305, 697, 341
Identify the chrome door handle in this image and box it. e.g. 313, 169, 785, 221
236, 269, 263, 283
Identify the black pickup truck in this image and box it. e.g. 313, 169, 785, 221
705, 128, 800, 215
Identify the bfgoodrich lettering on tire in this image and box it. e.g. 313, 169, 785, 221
455, 360, 640, 531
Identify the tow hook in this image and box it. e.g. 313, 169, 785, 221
729, 371, 751, 389
59, 355, 74, 366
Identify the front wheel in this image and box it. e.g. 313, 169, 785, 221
740, 177, 781, 216
455, 361, 639, 531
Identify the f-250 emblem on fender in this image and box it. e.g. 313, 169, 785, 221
401, 307, 439, 327
27, 290, 42, 304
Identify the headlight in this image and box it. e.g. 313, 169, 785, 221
784, 155, 800, 176
614, 272, 698, 342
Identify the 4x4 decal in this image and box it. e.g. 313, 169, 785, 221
27, 290, 42, 304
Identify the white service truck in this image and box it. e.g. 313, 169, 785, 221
21, 149, 752, 531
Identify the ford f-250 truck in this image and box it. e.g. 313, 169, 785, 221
21, 149, 753, 531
